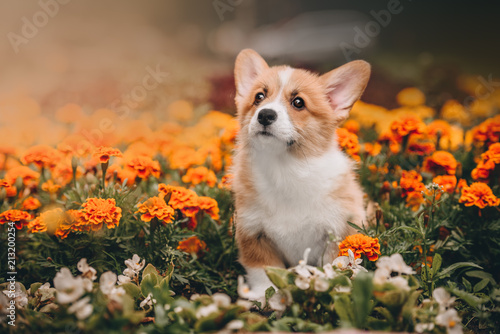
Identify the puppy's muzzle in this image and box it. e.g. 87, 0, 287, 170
257, 109, 277, 126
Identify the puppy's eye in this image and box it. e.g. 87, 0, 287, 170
292, 97, 305, 110
254, 92, 265, 105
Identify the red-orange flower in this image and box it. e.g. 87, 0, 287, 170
169, 146, 204, 170
21, 197, 42, 210
219, 174, 233, 190
21, 145, 61, 170
423, 151, 458, 175
136, 196, 175, 224
78, 198, 122, 231
459, 182, 500, 209
182, 166, 217, 187
471, 115, 500, 147
432, 175, 457, 194
390, 114, 426, 138
472, 142, 500, 181
343, 120, 360, 134
338, 233, 381, 261
399, 170, 425, 197
41, 180, 61, 194
0, 210, 32, 229
364, 142, 382, 156
0, 179, 17, 197
406, 191, 425, 211
125, 156, 161, 179
93, 146, 123, 163
177, 235, 207, 256
407, 135, 436, 156
337, 128, 360, 161
159, 184, 200, 217
5, 166, 40, 186
198, 196, 220, 220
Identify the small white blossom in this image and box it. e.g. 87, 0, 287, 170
212, 293, 231, 307
67, 296, 93, 320
117, 275, 131, 285
225, 319, 244, 330
236, 299, 253, 310
196, 303, 219, 318
322, 263, 337, 279
100, 271, 117, 295
174, 306, 183, 313
190, 293, 201, 301
53, 268, 86, 304
433, 288, 456, 312
415, 322, 435, 333
268, 291, 290, 312
237, 276, 252, 299
140, 293, 156, 308
435, 308, 462, 334
124, 254, 146, 277
77, 258, 97, 281
294, 275, 310, 290
2, 282, 28, 308
376, 253, 415, 275
314, 277, 330, 292
109, 287, 126, 303
332, 249, 367, 276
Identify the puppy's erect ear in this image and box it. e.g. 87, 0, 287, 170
321, 60, 371, 121
234, 49, 269, 98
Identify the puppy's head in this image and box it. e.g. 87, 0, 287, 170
234, 49, 370, 157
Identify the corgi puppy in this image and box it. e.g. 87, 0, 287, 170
232, 49, 371, 302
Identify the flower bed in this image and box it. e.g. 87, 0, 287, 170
0, 84, 499, 333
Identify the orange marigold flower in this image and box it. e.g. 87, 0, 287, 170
159, 184, 200, 217
182, 166, 217, 187
432, 175, 457, 194
407, 135, 436, 156
78, 198, 122, 231
220, 119, 239, 147
21, 196, 42, 210
390, 114, 426, 138
427, 120, 452, 138
125, 156, 161, 179
471, 115, 500, 147
136, 196, 175, 224
0, 179, 17, 197
406, 191, 425, 211
378, 131, 401, 154
338, 233, 381, 261
177, 235, 207, 255
65, 209, 87, 234
396, 87, 426, 107
399, 170, 425, 197
441, 100, 470, 125
198, 196, 220, 220
21, 145, 61, 170
199, 142, 223, 171
343, 120, 360, 134
472, 142, 500, 181
336, 128, 360, 161
93, 146, 123, 164
219, 174, 233, 190
423, 151, 457, 175
364, 142, 382, 156
459, 182, 500, 209
169, 146, 204, 170
42, 180, 61, 193
5, 166, 40, 186
0, 210, 32, 229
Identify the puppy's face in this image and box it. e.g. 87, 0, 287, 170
234, 49, 370, 157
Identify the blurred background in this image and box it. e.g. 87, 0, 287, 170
0, 0, 499, 143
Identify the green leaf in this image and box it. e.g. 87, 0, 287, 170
462, 277, 472, 292
142, 263, 160, 281
30, 282, 42, 295
265, 286, 276, 305
352, 272, 374, 328
431, 253, 442, 277
466, 270, 496, 285
334, 294, 354, 325
141, 273, 158, 298
448, 286, 486, 308
473, 279, 489, 293
265, 267, 290, 289
393, 225, 424, 237
435, 262, 483, 280
121, 282, 142, 299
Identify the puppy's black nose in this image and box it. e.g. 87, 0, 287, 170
258, 109, 277, 126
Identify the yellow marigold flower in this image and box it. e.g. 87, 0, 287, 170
182, 166, 217, 187
125, 156, 161, 179
441, 99, 470, 125
338, 233, 381, 261
423, 151, 458, 175
93, 146, 123, 164
198, 196, 220, 220
459, 182, 500, 209
177, 235, 207, 255
159, 184, 200, 217
336, 128, 360, 161
42, 180, 61, 194
28, 208, 66, 233
5, 166, 40, 186
0, 209, 32, 229
427, 120, 452, 138
21, 196, 42, 210
396, 87, 426, 107
136, 196, 175, 224
78, 198, 122, 231
390, 114, 426, 138
21, 145, 61, 170
167, 100, 193, 122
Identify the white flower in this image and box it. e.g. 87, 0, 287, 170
108, 287, 126, 303
322, 263, 337, 279
124, 254, 146, 277
314, 277, 330, 292
77, 258, 97, 281
212, 293, 231, 307
294, 275, 310, 290
82, 278, 93, 293
236, 299, 253, 310
435, 309, 462, 334
174, 306, 183, 313
2, 282, 28, 308
376, 254, 415, 275
332, 249, 367, 276
53, 268, 86, 304
237, 276, 252, 299
268, 291, 290, 312
140, 293, 156, 308
100, 271, 117, 295
190, 293, 201, 301
334, 285, 351, 293
196, 303, 219, 318
415, 322, 435, 333
291, 248, 316, 278
67, 296, 93, 320
226, 319, 244, 330
117, 275, 131, 285
433, 287, 456, 312
389, 276, 410, 291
